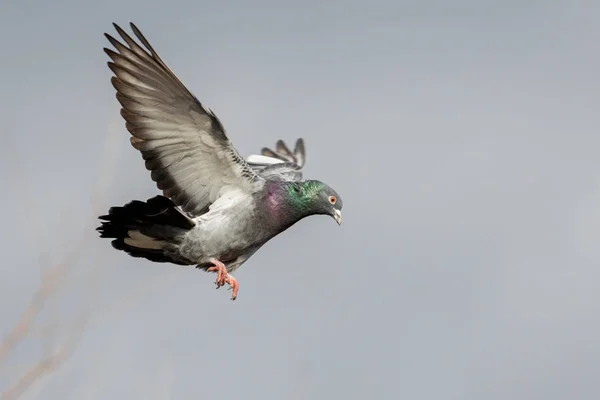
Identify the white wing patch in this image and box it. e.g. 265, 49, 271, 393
246, 154, 286, 166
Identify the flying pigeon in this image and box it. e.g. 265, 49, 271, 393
96, 23, 343, 300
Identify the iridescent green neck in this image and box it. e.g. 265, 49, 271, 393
265, 180, 325, 226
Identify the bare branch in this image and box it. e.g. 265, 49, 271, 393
0, 124, 136, 399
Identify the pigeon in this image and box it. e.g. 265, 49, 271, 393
96, 23, 343, 300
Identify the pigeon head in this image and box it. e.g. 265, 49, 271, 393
284, 180, 343, 225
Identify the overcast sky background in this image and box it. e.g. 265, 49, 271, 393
1, 0, 599, 399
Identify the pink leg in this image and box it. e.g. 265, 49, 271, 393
207, 258, 239, 300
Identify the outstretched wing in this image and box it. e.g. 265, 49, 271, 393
104, 23, 263, 217
246, 139, 306, 182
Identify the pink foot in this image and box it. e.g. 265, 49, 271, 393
224, 274, 239, 301
207, 258, 227, 288
206, 258, 239, 300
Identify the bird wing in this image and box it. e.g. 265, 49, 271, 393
246, 139, 306, 182
104, 23, 263, 217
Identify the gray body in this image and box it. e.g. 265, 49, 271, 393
175, 188, 267, 271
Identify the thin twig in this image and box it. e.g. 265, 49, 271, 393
0, 124, 124, 399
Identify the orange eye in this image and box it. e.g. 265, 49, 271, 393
329, 196, 337, 205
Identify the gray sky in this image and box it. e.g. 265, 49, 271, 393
1, 0, 600, 399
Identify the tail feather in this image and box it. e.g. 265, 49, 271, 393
97, 195, 195, 265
